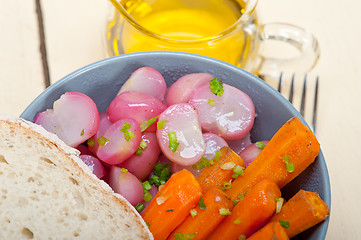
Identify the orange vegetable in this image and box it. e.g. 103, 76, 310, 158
167, 187, 234, 240
197, 146, 245, 193
207, 179, 281, 240
270, 189, 329, 238
247, 222, 289, 240
141, 169, 202, 240
226, 117, 320, 200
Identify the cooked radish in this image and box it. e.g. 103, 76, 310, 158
88, 113, 112, 154
79, 155, 106, 179
107, 91, 166, 132
239, 140, 269, 166
189, 83, 255, 140
118, 132, 161, 180
118, 67, 167, 101
156, 103, 205, 166
34, 92, 99, 148
202, 133, 229, 160
96, 119, 141, 165
227, 132, 252, 154
108, 166, 144, 206
166, 73, 213, 106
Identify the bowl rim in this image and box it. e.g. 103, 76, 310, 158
21, 50, 331, 238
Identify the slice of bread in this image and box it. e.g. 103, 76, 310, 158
0, 116, 153, 240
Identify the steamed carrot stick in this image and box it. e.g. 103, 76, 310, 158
141, 169, 202, 240
226, 117, 320, 200
207, 179, 281, 240
247, 222, 289, 240
167, 187, 234, 240
270, 189, 329, 238
197, 146, 245, 193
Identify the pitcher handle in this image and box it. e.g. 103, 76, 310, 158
256, 23, 320, 78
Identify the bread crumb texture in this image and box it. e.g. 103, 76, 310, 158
0, 119, 153, 240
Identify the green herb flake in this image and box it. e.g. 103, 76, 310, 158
145, 221, 150, 227
87, 137, 95, 147
80, 129, 85, 136
98, 136, 109, 146
279, 219, 290, 229
209, 78, 224, 97
208, 99, 215, 105
135, 203, 145, 212
256, 141, 265, 149
220, 180, 232, 191
233, 165, 244, 176
120, 168, 128, 173
275, 197, 284, 213
282, 155, 295, 173
149, 162, 172, 187
157, 120, 168, 129
166, 209, 174, 212
140, 116, 158, 132
168, 132, 179, 152
174, 232, 196, 240
233, 218, 242, 224
197, 197, 207, 210
238, 234, 246, 240
135, 139, 148, 155
219, 208, 232, 215
192, 157, 210, 170
190, 209, 198, 218
142, 181, 152, 191
143, 191, 153, 202
120, 122, 134, 141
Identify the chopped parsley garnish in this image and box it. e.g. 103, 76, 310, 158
209, 78, 224, 96
174, 232, 196, 240
135, 139, 148, 155
120, 122, 135, 141
232, 165, 245, 179
275, 197, 284, 213
256, 141, 265, 149
140, 116, 158, 132
192, 157, 210, 170
234, 218, 242, 224
220, 180, 232, 191
208, 99, 215, 105
279, 219, 290, 229
197, 197, 207, 210
98, 136, 109, 146
80, 129, 85, 136
157, 120, 168, 129
168, 132, 179, 152
283, 155, 295, 173
148, 162, 172, 187
219, 208, 232, 215
210, 150, 222, 165
87, 137, 95, 147
166, 209, 174, 212
120, 168, 128, 173
190, 209, 198, 217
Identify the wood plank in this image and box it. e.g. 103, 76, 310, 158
0, 0, 45, 117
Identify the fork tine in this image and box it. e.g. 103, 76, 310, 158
278, 72, 283, 92
288, 74, 295, 104
300, 74, 307, 116
312, 76, 319, 133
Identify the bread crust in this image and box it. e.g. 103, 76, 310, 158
0, 116, 153, 239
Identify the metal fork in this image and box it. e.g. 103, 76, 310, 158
278, 73, 319, 133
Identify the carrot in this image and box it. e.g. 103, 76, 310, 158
196, 146, 245, 193
167, 187, 234, 240
247, 222, 289, 240
207, 179, 281, 240
141, 169, 202, 240
270, 189, 329, 238
226, 117, 320, 200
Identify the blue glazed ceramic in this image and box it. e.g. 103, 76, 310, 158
21, 51, 330, 239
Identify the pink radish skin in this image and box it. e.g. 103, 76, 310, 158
239, 140, 269, 166
189, 83, 255, 140
96, 119, 141, 165
171, 133, 229, 177
108, 166, 144, 206
156, 103, 206, 166
34, 92, 99, 148
77, 144, 94, 156
166, 73, 213, 106
226, 132, 252, 154
118, 67, 167, 101
118, 132, 161, 180
79, 155, 106, 179
107, 91, 166, 132
88, 113, 112, 154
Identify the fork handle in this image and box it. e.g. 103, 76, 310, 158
256, 23, 320, 78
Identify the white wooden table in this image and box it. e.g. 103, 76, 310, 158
1, 0, 360, 239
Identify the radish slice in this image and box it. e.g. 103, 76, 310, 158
156, 103, 205, 166
34, 92, 99, 148
79, 155, 106, 179
96, 119, 141, 165
166, 73, 213, 106
118, 67, 167, 101
118, 132, 161, 180
239, 140, 269, 166
77, 144, 94, 156
189, 83, 255, 140
107, 91, 166, 132
139, 185, 158, 213
108, 166, 144, 206
88, 113, 112, 154
227, 132, 252, 154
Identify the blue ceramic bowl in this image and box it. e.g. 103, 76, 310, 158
21, 51, 330, 239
